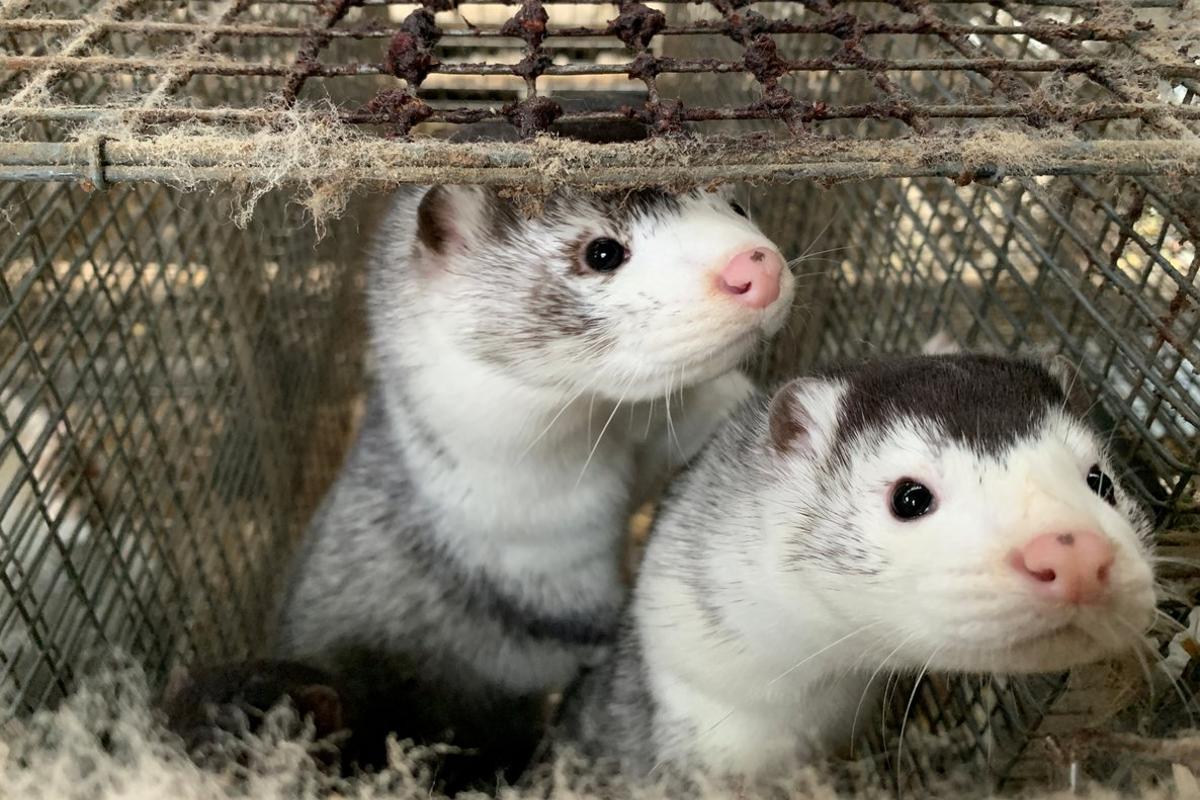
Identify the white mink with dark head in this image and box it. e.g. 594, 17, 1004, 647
274, 171, 795, 780
556, 353, 1157, 780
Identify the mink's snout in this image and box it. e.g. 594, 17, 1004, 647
1011, 529, 1116, 605
716, 247, 784, 310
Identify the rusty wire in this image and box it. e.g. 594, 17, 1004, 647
0, 0, 1197, 185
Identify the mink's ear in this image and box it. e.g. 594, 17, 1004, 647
413, 185, 502, 260
976, 333, 1094, 418
766, 377, 844, 459
1035, 350, 1093, 419
918, 334, 1093, 419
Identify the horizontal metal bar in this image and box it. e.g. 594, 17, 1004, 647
3, 52, 1198, 80
0, 161, 1185, 184
0, 135, 1196, 186
0, 17, 1153, 42
3, 100, 1196, 127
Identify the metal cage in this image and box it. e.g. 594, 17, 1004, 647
1, 0, 1198, 794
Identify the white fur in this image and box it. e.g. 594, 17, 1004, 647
818, 412, 1157, 672
593, 195, 795, 397
378, 329, 763, 666
373, 189, 792, 636
302, 188, 797, 694
406, 187, 795, 400
635, 384, 1156, 777
631, 371, 757, 488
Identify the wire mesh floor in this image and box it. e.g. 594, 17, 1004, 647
0, 0, 1198, 188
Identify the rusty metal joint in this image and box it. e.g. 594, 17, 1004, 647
86, 134, 109, 191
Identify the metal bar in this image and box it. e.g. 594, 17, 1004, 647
1002, 4, 1194, 140
279, 0, 357, 107
5, 100, 1194, 126
262, 0, 1184, 7
0, 0, 148, 107
0, 136, 1196, 185
945, 181, 1199, 476
138, 0, 255, 110
4, 53, 1196, 79
0, 17, 1157, 41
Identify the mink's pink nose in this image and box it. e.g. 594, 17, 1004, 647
716, 248, 783, 310
1012, 531, 1115, 605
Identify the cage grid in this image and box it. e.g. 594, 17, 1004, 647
0, 0, 1198, 186
1, 0, 1199, 795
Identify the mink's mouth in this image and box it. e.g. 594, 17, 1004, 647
645, 329, 761, 373
1009, 623, 1075, 648
583, 336, 756, 401
929, 621, 1134, 675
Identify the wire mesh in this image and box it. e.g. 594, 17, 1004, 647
0, 0, 1198, 794
0, 0, 1197, 186
0, 179, 365, 714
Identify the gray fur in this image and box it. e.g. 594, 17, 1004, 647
278, 392, 618, 675
276, 187, 628, 699
278, 184, 740, 673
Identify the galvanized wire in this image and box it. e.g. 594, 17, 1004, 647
0, 175, 366, 713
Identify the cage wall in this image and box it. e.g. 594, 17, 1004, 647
0, 181, 365, 714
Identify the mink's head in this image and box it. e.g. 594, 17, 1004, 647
387, 185, 794, 401
758, 354, 1157, 674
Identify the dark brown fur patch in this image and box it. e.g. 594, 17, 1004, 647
529, 277, 599, 337
564, 233, 592, 276
768, 384, 811, 454
827, 354, 1065, 457
613, 189, 682, 223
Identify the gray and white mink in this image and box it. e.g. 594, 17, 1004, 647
273, 121, 796, 784
556, 352, 1157, 780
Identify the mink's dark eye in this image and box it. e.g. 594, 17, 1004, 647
1087, 464, 1117, 506
584, 238, 627, 272
890, 479, 935, 521
729, 201, 748, 218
